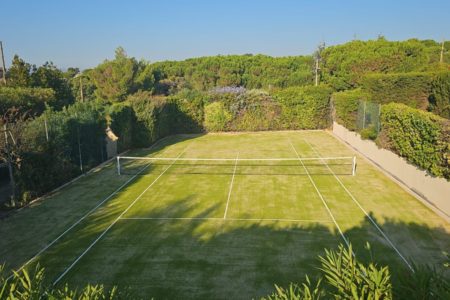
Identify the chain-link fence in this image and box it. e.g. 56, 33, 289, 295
356, 100, 381, 133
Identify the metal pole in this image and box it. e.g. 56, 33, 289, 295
362, 101, 366, 129
44, 117, 49, 141
80, 76, 84, 102
3, 124, 16, 204
117, 156, 121, 175
77, 126, 83, 173
0, 41, 6, 85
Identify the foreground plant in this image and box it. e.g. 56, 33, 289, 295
0, 265, 122, 300
264, 243, 392, 300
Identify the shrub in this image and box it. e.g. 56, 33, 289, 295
361, 72, 432, 108
128, 91, 166, 147
8, 102, 107, 202
429, 71, 450, 119
264, 243, 393, 300
332, 88, 370, 130
0, 265, 123, 299
379, 103, 450, 179
108, 102, 135, 152
204, 102, 232, 131
229, 90, 281, 131
275, 85, 333, 129
360, 126, 378, 140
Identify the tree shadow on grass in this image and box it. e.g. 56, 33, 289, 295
53, 197, 450, 300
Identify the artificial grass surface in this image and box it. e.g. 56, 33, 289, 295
1, 131, 449, 299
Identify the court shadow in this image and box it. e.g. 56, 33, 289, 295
57, 197, 450, 300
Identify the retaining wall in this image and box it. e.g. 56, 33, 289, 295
332, 122, 450, 222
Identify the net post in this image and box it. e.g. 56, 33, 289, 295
117, 156, 121, 175
352, 156, 356, 176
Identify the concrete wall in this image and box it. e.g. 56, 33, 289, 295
332, 122, 450, 222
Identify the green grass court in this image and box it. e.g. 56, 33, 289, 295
1, 131, 449, 299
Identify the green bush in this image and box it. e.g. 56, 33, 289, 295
228, 90, 281, 131
275, 85, 333, 129
167, 89, 206, 133
128, 91, 166, 147
0, 264, 123, 299
264, 243, 393, 300
108, 102, 135, 152
361, 72, 432, 108
204, 102, 232, 131
0, 87, 56, 116
379, 103, 450, 179
9, 102, 107, 202
332, 88, 370, 130
429, 71, 450, 119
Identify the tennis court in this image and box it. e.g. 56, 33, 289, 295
1, 131, 449, 299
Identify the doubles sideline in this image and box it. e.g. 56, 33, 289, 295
302, 138, 414, 272
5, 137, 172, 281
288, 140, 351, 248
52, 147, 189, 285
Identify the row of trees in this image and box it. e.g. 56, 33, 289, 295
1, 37, 449, 204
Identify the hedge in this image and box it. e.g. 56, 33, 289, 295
204, 102, 232, 131
14, 102, 106, 200
361, 72, 432, 108
274, 85, 333, 129
0, 87, 56, 116
332, 89, 370, 131
429, 71, 450, 119
379, 103, 450, 179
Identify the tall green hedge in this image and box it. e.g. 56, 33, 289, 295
361, 72, 432, 108
379, 103, 449, 179
332, 89, 370, 130
429, 71, 450, 119
275, 85, 333, 129
15, 102, 106, 200
108, 103, 135, 152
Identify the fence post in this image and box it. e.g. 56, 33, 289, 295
116, 156, 121, 175
362, 101, 366, 129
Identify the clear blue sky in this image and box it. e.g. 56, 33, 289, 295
1, 0, 449, 69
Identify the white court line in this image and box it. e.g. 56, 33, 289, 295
303, 138, 414, 271
223, 152, 239, 219
6, 163, 150, 281
52, 148, 188, 285
288, 140, 350, 248
120, 217, 333, 223
6, 137, 173, 280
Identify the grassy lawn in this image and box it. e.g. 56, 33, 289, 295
1, 131, 449, 299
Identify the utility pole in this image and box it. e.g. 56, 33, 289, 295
440, 40, 445, 64
314, 58, 320, 86
0, 41, 6, 85
2, 124, 16, 205
75, 73, 84, 102
314, 42, 325, 86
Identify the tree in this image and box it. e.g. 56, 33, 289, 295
90, 47, 143, 102
31, 62, 74, 109
6, 55, 33, 87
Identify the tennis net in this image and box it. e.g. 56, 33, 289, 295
116, 155, 357, 176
